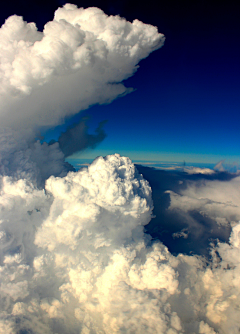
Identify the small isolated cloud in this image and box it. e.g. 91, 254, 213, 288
214, 160, 225, 172
172, 228, 189, 239
183, 167, 215, 175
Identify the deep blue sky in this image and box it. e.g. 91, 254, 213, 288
2, 0, 240, 163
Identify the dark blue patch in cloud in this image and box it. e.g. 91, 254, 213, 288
48, 117, 107, 158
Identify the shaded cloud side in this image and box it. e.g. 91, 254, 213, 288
56, 117, 107, 158
0, 127, 75, 188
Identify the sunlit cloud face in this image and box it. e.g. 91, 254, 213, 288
0, 4, 240, 334
2, 153, 240, 334
0, 3, 164, 130
167, 175, 240, 228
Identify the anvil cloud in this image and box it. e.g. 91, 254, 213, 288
0, 3, 164, 129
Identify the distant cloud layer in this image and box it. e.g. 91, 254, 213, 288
168, 176, 240, 227
183, 167, 215, 175
0, 3, 164, 130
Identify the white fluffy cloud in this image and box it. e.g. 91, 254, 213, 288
1, 153, 240, 334
0, 3, 164, 130
0, 4, 240, 334
0, 154, 179, 334
0, 3, 164, 181
183, 167, 215, 175
167, 176, 240, 227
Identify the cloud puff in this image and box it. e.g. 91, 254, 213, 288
35, 154, 153, 251
214, 160, 225, 172
0, 154, 180, 334
0, 3, 164, 130
183, 167, 215, 175
1, 153, 240, 334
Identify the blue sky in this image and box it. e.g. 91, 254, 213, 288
2, 0, 240, 163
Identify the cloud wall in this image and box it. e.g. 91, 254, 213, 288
1, 153, 240, 334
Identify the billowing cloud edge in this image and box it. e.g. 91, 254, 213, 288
0, 153, 239, 334
0, 3, 165, 130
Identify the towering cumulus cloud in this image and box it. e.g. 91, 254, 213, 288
0, 2, 164, 185
2, 153, 240, 333
0, 3, 164, 129
0, 4, 240, 334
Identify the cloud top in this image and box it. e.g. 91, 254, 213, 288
0, 4, 164, 130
